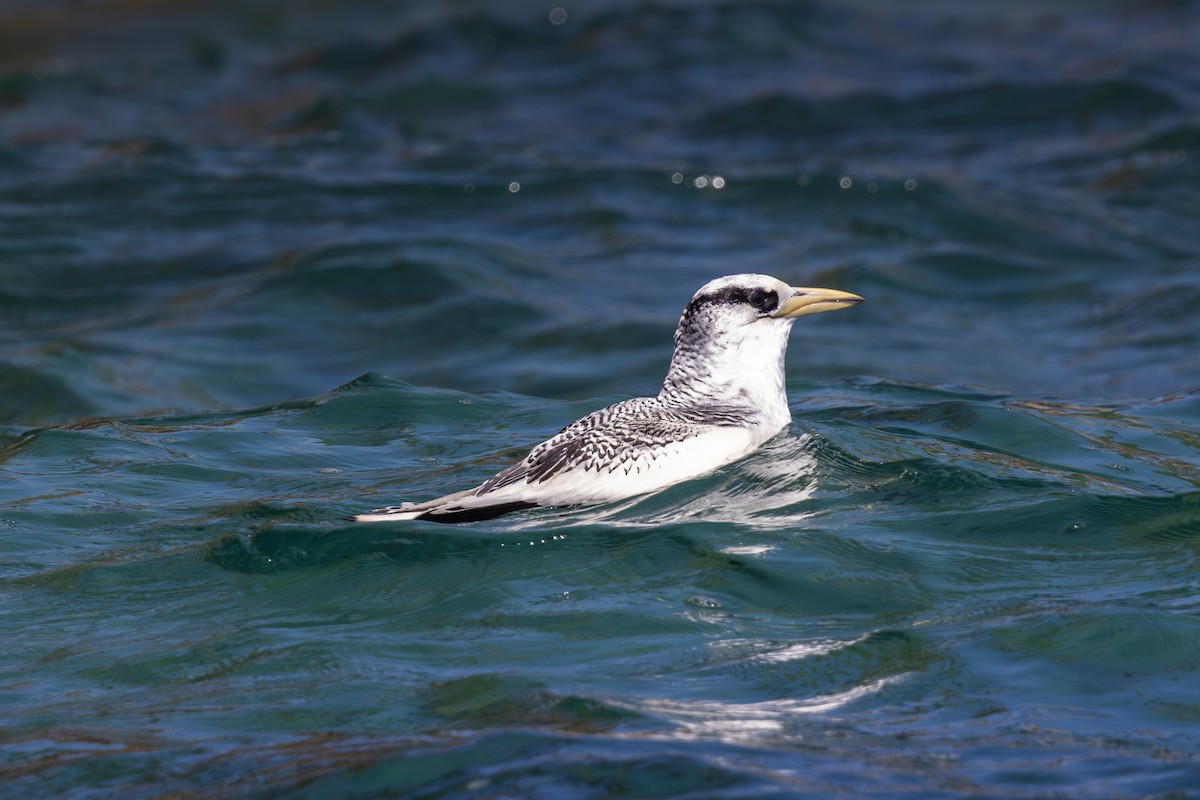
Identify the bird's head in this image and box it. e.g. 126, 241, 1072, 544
675, 274, 864, 343
663, 273, 864, 406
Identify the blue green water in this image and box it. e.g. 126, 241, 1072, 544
3, 1, 1200, 796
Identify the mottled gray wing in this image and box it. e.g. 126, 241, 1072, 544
473, 399, 753, 497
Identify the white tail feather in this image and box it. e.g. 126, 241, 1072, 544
349, 489, 478, 523
350, 509, 424, 522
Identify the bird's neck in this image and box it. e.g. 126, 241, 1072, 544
660, 321, 793, 427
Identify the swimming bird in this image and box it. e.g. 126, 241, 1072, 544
351, 274, 863, 523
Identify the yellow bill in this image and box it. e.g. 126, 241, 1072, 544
772, 286, 865, 318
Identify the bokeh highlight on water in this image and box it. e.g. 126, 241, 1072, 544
2, 1, 1200, 796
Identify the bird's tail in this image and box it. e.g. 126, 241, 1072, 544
347, 489, 537, 524
348, 505, 425, 522
346, 491, 468, 523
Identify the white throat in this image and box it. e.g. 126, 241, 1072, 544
661, 315, 794, 429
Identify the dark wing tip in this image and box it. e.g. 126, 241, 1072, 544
418, 501, 539, 524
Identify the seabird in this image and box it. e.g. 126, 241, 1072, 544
351, 274, 863, 523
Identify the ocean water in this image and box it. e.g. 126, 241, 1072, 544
2, 1, 1200, 796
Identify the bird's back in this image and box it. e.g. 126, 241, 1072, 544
471, 394, 782, 506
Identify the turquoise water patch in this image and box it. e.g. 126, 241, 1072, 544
3, 1, 1200, 797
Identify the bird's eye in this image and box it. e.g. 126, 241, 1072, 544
747, 289, 778, 312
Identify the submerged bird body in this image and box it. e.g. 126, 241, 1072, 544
352, 274, 862, 523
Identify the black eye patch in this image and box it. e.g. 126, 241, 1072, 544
747, 288, 778, 312
681, 285, 782, 323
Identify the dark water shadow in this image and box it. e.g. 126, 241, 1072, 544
204, 519, 519, 573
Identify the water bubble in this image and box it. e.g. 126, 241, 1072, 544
549, 7, 568, 25
508, 181, 521, 193
671, 172, 684, 184
463, 183, 475, 194
904, 178, 917, 191
839, 176, 852, 189
867, 182, 878, 194
695, 175, 710, 188
711, 176, 726, 189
